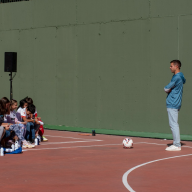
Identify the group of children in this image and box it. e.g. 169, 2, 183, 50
0, 96, 48, 150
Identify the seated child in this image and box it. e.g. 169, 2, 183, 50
0, 97, 12, 147
9, 99, 34, 148
0, 115, 7, 144
17, 101, 40, 143
17, 99, 28, 115
26, 97, 48, 141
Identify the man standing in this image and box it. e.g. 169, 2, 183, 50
164, 60, 186, 151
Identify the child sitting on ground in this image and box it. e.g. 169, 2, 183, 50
17, 100, 40, 143
9, 99, 34, 148
10, 99, 26, 126
0, 115, 9, 146
25, 97, 48, 141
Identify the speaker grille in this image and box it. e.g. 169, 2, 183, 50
4, 52, 17, 72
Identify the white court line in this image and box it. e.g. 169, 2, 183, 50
122, 154, 192, 192
24, 143, 122, 151
45, 135, 192, 148
40, 140, 103, 145
36, 141, 148, 147
134, 141, 192, 149
183, 146, 192, 149
44, 135, 99, 141
23, 141, 166, 151
25, 141, 192, 151
134, 142, 165, 146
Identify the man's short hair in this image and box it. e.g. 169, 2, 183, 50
170, 60, 181, 69
27, 104, 36, 114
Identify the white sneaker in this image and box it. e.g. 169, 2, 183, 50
165, 145, 181, 151
28, 142, 35, 148
42, 136, 48, 142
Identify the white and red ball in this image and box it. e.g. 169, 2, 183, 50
122, 138, 133, 148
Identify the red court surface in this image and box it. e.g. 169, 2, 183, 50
1, 129, 192, 192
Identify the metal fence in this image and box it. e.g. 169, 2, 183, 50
0, 0, 29, 3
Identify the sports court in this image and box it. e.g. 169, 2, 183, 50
1, 1, 192, 191
1, 129, 192, 192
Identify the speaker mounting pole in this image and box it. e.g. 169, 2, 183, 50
9, 72, 13, 100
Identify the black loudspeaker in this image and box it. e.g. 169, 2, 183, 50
4, 52, 17, 72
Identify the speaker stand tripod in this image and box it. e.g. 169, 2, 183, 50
9, 72, 13, 100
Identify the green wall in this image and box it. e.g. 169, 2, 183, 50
0, 0, 192, 135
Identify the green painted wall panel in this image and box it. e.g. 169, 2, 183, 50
0, 1, 33, 30
18, 29, 35, 100
55, 26, 78, 126
76, 0, 149, 24
0, 6, 2, 31
0, 0, 192, 136
178, 0, 192, 16
178, 15, 192, 135
150, 0, 179, 17
75, 24, 100, 128
150, 0, 192, 18
33, 0, 76, 28
97, 20, 150, 131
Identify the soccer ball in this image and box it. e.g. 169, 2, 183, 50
123, 138, 133, 148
